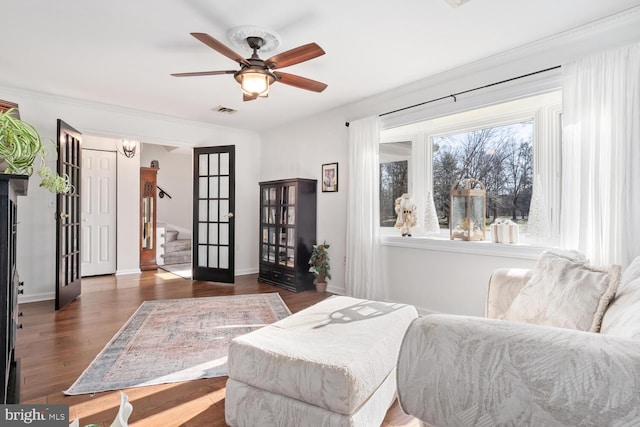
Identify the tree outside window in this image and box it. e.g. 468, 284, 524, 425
379, 141, 411, 227
380, 160, 408, 226
432, 121, 533, 231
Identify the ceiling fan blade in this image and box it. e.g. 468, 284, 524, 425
171, 70, 236, 77
191, 32, 250, 66
274, 72, 327, 93
265, 43, 325, 69
243, 93, 259, 102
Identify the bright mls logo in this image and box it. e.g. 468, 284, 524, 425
2, 405, 67, 426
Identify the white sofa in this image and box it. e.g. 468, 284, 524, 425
397, 252, 640, 426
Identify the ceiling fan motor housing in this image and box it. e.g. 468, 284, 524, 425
246, 36, 266, 51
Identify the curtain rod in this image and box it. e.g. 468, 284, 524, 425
344, 65, 561, 127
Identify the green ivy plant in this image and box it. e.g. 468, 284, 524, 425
0, 108, 73, 194
308, 241, 331, 284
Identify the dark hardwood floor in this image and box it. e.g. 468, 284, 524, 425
16, 271, 419, 427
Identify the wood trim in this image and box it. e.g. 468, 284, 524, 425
0, 100, 19, 118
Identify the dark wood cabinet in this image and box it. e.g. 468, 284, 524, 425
259, 178, 317, 292
140, 167, 158, 271
0, 174, 28, 404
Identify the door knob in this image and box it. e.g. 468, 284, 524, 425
59, 212, 69, 219
225, 212, 234, 219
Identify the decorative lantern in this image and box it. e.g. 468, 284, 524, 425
449, 178, 486, 241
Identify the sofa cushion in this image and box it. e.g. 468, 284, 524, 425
501, 250, 620, 332
600, 256, 640, 340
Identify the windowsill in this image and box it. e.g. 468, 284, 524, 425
380, 233, 548, 260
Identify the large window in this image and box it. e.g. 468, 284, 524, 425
380, 91, 562, 245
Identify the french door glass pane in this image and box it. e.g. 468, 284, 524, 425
199, 200, 207, 219
219, 224, 229, 245
219, 247, 229, 268
220, 153, 229, 175
209, 153, 219, 175
209, 177, 219, 198
198, 223, 207, 243
199, 154, 207, 176
209, 200, 218, 221
220, 200, 229, 222
209, 224, 218, 244
220, 176, 229, 198
198, 245, 207, 267
209, 246, 218, 268
199, 177, 208, 198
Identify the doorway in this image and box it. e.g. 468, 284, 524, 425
192, 146, 235, 283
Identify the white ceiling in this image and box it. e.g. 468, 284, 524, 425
1, 0, 639, 132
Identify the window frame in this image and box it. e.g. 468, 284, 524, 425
379, 90, 562, 256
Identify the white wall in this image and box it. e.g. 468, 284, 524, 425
261, 8, 640, 314
260, 108, 349, 294
0, 87, 261, 302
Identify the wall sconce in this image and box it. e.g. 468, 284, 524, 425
116, 139, 137, 158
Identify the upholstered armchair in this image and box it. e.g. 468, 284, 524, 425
397, 252, 640, 426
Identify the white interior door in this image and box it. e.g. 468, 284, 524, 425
81, 149, 117, 276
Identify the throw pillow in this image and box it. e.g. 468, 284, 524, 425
600, 255, 640, 340
501, 250, 621, 332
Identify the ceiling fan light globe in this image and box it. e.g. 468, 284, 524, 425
238, 71, 276, 97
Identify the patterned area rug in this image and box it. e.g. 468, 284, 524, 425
159, 262, 192, 279
64, 293, 291, 395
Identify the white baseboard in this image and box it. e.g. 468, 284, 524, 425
235, 268, 259, 276
116, 268, 142, 275
19, 292, 55, 304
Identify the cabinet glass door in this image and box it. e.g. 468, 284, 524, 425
281, 184, 296, 268
261, 185, 278, 264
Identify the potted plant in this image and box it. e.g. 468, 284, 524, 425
308, 241, 331, 292
0, 108, 72, 193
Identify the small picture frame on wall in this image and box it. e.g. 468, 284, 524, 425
322, 163, 338, 192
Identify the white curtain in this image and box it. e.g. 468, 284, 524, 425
561, 42, 640, 267
346, 116, 385, 300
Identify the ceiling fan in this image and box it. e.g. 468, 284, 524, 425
171, 32, 327, 101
